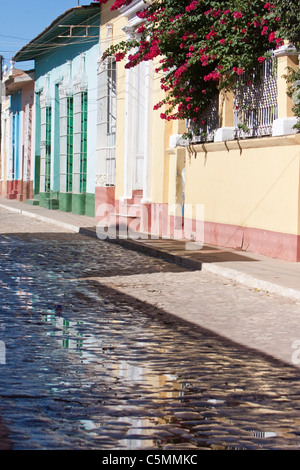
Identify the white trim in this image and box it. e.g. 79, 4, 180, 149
141, 60, 153, 202
273, 44, 298, 58
123, 65, 134, 199
120, 0, 147, 27
272, 117, 298, 136
214, 127, 236, 142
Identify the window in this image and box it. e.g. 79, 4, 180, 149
12, 114, 16, 180
80, 91, 88, 193
106, 58, 116, 186
66, 96, 73, 192
233, 55, 278, 138
107, 58, 116, 140
97, 57, 116, 187
45, 106, 52, 192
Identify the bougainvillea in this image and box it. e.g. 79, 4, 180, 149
273, 0, 300, 48
96, 0, 290, 126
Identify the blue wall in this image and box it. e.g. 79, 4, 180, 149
34, 13, 100, 194
10, 91, 21, 181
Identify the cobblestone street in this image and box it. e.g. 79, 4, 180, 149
1, 206, 300, 450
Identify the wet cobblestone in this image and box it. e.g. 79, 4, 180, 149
1, 210, 300, 449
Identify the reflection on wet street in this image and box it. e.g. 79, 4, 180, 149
1, 231, 300, 450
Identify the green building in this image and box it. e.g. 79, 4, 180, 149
13, 3, 101, 216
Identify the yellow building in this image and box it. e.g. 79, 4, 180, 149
96, 1, 300, 262
96, 0, 170, 236
167, 45, 300, 262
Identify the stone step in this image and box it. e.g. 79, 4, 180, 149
26, 198, 40, 206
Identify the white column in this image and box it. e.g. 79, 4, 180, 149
141, 61, 153, 203
122, 64, 135, 200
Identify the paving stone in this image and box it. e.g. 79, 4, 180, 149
0, 207, 300, 450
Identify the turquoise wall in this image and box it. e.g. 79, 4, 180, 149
10, 91, 21, 181
34, 14, 100, 196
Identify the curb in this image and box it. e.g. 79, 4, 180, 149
79, 227, 300, 301
202, 263, 300, 301
0, 203, 80, 233
1, 203, 300, 302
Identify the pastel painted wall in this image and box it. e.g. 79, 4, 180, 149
96, 6, 300, 262
182, 135, 300, 260
165, 48, 300, 261
34, 37, 100, 196
10, 91, 21, 181
98, 1, 170, 209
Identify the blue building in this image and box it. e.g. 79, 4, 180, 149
1, 66, 35, 201
13, 3, 101, 216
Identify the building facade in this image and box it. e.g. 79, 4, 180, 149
13, 3, 101, 216
96, 0, 170, 237
96, 1, 300, 262
3, 1, 300, 262
167, 44, 300, 262
1, 65, 35, 201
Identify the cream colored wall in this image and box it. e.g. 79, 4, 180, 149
151, 83, 170, 204
184, 135, 300, 236
100, 1, 127, 201
168, 49, 300, 238
107, 5, 300, 241
277, 53, 299, 119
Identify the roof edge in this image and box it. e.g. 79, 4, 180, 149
13, 3, 101, 62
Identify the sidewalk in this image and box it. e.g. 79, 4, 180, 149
1, 196, 299, 302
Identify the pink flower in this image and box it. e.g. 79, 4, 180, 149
185, 0, 198, 12
264, 2, 275, 10
204, 70, 221, 82
233, 67, 244, 75
268, 31, 276, 42
137, 24, 146, 34
206, 29, 217, 40
233, 11, 243, 19
258, 57, 265, 63
115, 52, 125, 62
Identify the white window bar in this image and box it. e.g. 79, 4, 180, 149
233, 55, 278, 139
187, 94, 219, 143
97, 57, 116, 186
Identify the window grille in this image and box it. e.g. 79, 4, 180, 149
80, 91, 88, 193
233, 55, 277, 139
11, 114, 16, 181
97, 57, 116, 186
45, 106, 52, 192
187, 94, 219, 144
23, 103, 32, 183
66, 96, 73, 192
106, 59, 116, 186
107, 59, 116, 138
